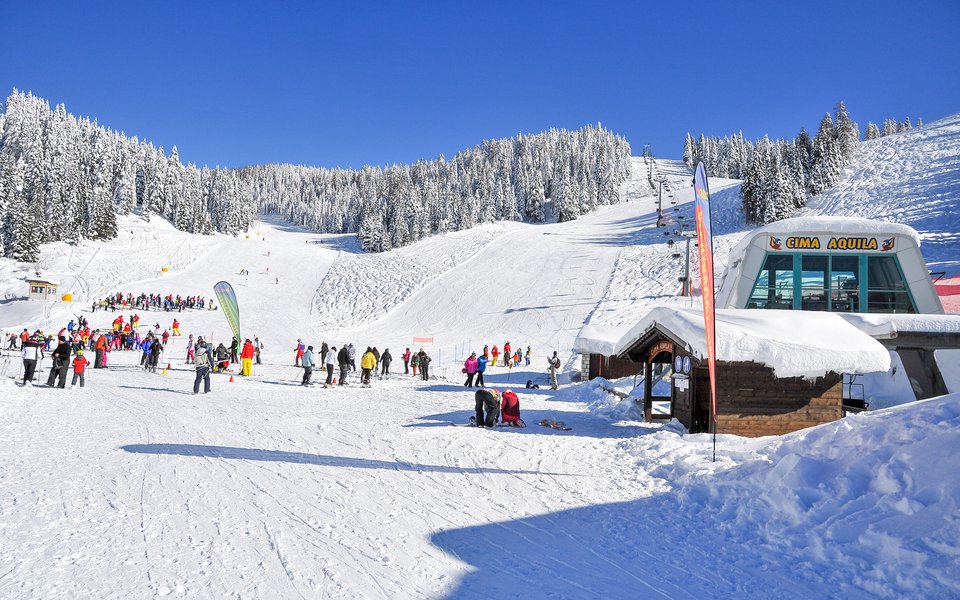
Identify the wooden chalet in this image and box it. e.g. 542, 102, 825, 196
576, 307, 893, 438
617, 322, 845, 437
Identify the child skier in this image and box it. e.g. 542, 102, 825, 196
294, 339, 305, 366
71, 349, 90, 387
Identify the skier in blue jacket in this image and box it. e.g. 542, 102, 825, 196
476, 354, 488, 387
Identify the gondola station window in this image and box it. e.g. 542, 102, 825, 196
717, 217, 944, 314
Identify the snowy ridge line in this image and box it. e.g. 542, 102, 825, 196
310, 223, 512, 335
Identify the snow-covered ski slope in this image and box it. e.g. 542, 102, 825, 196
1, 117, 959, 599
803, 113, 960, 274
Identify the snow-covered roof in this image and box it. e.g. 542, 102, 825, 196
27, 278, 59, 286
579, 306, 891, 379
838, 313, 960, 338
573, 322, 624, 357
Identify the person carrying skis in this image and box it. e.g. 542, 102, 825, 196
294, 339, 305, 366
241, 338, 255, 376
491, 345, 499, 367
474, 388, 500, 427
360, 347, 376, 385
46, 336, 72, 388
325, 346, 337, 386
403, 347, 411, 374
463, 352, 479, 387
301, 345, 314, 386
548, 351, 561, 390
193, 342, 214, 394
71, 349, 90, 387
380, 348, 392, 378
500, 388, 524, 427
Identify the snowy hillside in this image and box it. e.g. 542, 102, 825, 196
803, 113, 960, 275
1, 117, 959, 599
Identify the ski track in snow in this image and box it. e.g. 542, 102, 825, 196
1, 117, 960, 599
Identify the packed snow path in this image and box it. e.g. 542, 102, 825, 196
3, 352, 956, 599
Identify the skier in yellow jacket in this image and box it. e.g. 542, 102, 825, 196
360, 347, 377, 385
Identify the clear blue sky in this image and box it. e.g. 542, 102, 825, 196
3, 1, 958, 169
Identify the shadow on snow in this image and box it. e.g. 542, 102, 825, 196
120, 443, 578, 476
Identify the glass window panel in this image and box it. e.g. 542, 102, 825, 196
748, 254, 794, 309
867, 256, 916, 313
801, 255, 828, 311
830, 255, 859, 312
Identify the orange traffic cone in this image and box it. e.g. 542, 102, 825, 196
229, 375, 235, 383
333, 377, 337, 384
166, 363, 171, 370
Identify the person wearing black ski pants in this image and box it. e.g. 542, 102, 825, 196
46, 337, 71, 388
474, 389, 499, 427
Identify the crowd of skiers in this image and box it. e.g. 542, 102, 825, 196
292, 341, 434, 387
91, 292, 211, 313
462, 343, 560, 390
4, 312, 196, 387
482, 342, 533, 368
11, 329, 93, 387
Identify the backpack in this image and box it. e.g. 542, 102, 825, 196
553, 358, 561, 369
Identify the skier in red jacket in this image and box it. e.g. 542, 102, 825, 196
294, 339, 305, 366
500, 389, 524, 427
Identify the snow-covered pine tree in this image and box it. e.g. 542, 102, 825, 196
808, 113, 840, 196
833, 101, 859, 161
683, 133, 694, 167
865, 122, 880, 140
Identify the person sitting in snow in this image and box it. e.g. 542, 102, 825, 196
500, 389, 525, 427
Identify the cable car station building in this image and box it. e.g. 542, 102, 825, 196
717, 216, 943, 314
575, 217, 960, 436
